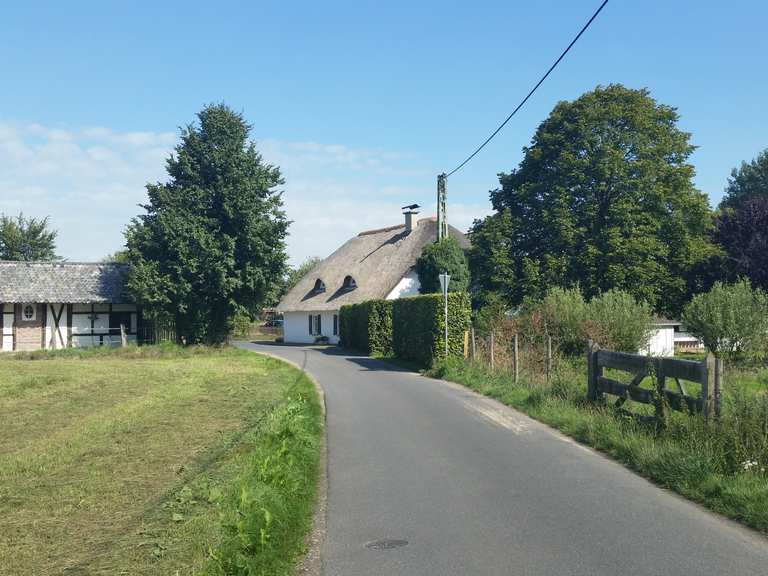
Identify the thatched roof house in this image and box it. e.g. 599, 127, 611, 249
0, 261, 138, 352
278, 214, 468, 344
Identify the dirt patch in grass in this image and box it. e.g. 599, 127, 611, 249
0, 345, 321, 576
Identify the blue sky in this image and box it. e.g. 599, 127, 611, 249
2, 1, 767, 265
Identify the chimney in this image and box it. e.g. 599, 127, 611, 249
402, 203, 420, 233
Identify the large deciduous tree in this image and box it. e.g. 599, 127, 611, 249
719, 149, 768, 210
0, 213, 59, 261
470, 84, 716, 316
125, 104, 289, 344
714, 196, 768, 291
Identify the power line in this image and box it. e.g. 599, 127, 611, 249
445, 0, 610, 178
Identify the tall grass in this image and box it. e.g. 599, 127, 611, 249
430, 357, 768, 532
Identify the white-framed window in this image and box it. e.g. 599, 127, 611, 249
308, 314, 322, 335
23, 304, 36, 322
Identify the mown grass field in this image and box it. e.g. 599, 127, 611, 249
0, 345, 322, 576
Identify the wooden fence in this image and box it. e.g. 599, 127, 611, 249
137, 320, 177, 345
587, 340, 724, 419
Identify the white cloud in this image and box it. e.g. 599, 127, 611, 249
0, 121, 491, 265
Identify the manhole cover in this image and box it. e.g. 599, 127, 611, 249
365, 538, 409, 550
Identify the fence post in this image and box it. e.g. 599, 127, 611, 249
463, 330, 469, 359
470, 327, 476, 361
714, 355, 724, 420
586, 339, 600, 401
489, 331, 495, 371
513, 333, 519, 385
704, 352, 716, 421
120, 324, 127, 347
546, 335, 552, 383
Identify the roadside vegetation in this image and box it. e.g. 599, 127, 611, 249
427, 283, 768, 533
0, 344, 322, 576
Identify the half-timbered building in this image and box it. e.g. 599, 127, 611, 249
0, 261, 139, 352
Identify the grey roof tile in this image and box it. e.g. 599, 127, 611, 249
0, 261, 131, 303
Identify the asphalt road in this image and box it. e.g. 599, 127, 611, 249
238, 342, 768, 576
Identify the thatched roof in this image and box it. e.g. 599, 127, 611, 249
0, 261, 131, 303
278, 217, 469, 312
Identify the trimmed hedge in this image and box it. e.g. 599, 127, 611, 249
339, 299, 393, 355
392, 292, 471, 367
340, 292, 471, 367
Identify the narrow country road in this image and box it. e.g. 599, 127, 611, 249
238, 342, 768, 576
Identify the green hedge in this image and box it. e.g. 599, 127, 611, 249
392, 292, 471, 367
339, 299, 393, 355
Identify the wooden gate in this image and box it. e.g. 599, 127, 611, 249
587, 341, 722, 418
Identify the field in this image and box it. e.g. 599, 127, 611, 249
0, 345, 322, 575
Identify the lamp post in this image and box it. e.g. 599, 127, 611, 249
438, 272, 451, 358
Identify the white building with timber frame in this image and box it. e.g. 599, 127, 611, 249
0, 261, 140, 352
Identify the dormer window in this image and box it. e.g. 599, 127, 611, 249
343, 275, 357, 290
313, 279, 326, 293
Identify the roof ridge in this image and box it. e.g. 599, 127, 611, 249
357, 223, 405, 237
0, 260, 128, 266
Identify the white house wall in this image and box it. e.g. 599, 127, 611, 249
385, 269, 421, 300
283, 311, 340, 344
44, 303, 69, 350
639, 326, 675, 357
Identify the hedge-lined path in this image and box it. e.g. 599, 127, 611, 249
237, 342, 768, 576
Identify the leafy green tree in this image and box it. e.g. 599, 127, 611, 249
415, 236, 470, 294
0, 213, 59, 261
468, 210, 516, 303
472, 84, 716, 316
719, 149, 768, 210
125, 104, 288, 344
714, 197, 768, 291
682, 280, 768, 360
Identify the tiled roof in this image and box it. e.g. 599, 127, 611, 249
0, 261, 131, 303
277, 218, 469, 312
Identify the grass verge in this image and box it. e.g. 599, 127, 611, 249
429, 357, 768, 533
0, 344, 322, 576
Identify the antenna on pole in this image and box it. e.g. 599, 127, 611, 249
436, 173, 447, 241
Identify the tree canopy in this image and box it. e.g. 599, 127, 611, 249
714, 196, 768, 291
125, 104, 289, 344
0, 213, 58, 261
415, 236, 470, 294
719, 149, 768, 210
469, 84, 716, 316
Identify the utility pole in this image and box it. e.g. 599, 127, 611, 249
437, 173, 447, 241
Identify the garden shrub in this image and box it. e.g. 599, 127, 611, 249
682, 280, 768, 361
529, 286, 587, 355
583, 289, 653, 352
392, 292, 471, 367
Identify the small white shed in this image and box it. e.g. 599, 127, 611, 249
639, 319, 679, 357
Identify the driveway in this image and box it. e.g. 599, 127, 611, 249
238, 342, 768, 575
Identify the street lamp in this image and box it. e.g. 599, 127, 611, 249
438, 272, 451, 358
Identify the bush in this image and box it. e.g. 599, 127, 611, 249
530, 287, 587, 355
415, 236, 470, 294
339, 300, 393, 355
474, 291, 508, 337
682, 280, 768, 360
392, 292, 471, 367
583, 289, 653, 352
